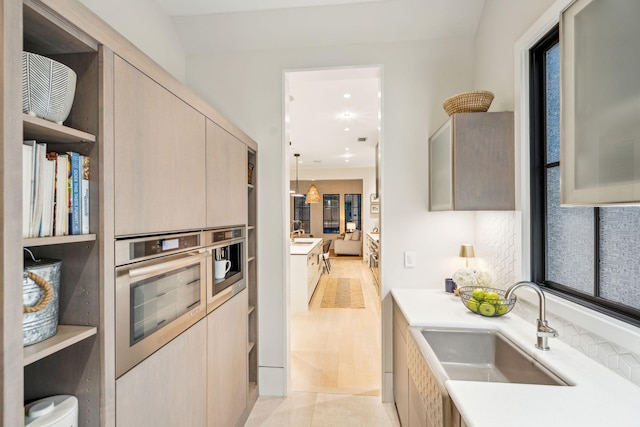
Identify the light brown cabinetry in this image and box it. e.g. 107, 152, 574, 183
206, 120, 248, 227
113, 55, 206, 236
393, 301, 409, 426
429, 112, 514, 211
246, 147, 259, 417
116, 319, 207, 427
20, 3, 106, 426
408, 374, 428, 427
207, 289, 248, 427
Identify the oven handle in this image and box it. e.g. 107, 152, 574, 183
128, 251, 211, 279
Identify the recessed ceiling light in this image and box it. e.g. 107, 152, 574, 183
345, 159, 350, 162
345, 147, 350, 151
342, 152, 354, 159
342, 112, 352, 119
344, 127, 350, 132
343, 93, 351, 99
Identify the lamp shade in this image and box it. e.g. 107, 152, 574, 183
306, 184, 320, 203
459, 244, 475, 258
346, 222, 356, 232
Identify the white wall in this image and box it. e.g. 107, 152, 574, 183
79, 0, 187, 82
472, 0, 556, 110
186, 38, 477, 397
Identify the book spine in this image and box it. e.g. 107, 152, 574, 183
22, 141, 35, 238
54, 153, 68, 236
69, 152, 81, 235
81, 155, 90, 234
30, 142, 46, 237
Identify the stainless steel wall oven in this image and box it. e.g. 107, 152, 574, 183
115, 230, 209, 378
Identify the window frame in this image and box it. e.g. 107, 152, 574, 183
343, 194, 362, 231
293, 195, 310, 232
322, 194, 340, 234
529, 25, 640, 326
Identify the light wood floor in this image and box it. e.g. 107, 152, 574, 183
290, 257, 381, 396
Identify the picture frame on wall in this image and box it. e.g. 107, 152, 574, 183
370, 203, 380, 214
370, 193, 379, 203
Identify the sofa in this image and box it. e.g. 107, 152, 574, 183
333, 230, 363, 256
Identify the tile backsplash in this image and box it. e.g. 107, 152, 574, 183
474, 211, 640, 387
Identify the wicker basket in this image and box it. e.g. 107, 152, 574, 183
443, 90, 494, 116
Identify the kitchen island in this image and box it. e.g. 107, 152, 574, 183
290, 238, 323, 312
392, 288, 640, 427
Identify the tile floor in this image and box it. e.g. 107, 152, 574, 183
245, 257, 400, 426
244, 392, 401, 427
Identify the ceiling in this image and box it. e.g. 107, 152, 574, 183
287, 67, 380, 171
150, 0, 485, 174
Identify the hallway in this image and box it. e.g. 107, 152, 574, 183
245, 257, 399, 426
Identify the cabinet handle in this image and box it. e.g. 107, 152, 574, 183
128, 251, 210, 278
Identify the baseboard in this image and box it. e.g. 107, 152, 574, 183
259, 366, 286, 396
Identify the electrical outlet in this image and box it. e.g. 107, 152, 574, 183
404, 251, 415, 268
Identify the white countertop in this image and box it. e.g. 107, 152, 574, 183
391, 288, 640, 427
289, 238, 323, 255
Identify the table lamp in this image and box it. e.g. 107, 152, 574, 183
459, 244, 475, 267
346, 222, 356, 233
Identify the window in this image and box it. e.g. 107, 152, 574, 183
293, 196, 310, 232
530, 26, 640, 325
323, 194, 340, 234
344, 194, 362, 231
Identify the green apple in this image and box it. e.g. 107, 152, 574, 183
484, 291, 500, 305
471, 288, 485, 301
478, 302, 496, 316
496, 302, 509, 315
465, 298, 480, 313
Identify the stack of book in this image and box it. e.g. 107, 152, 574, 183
22, 140, 89, 238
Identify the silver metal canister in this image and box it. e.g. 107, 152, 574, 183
23, 258, 62, 346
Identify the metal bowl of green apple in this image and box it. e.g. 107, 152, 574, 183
458, 286, 517, 317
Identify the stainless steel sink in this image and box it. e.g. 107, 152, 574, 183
419, 328, 568, 386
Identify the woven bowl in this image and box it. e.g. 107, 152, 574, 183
22, 51, 77, 124
443, 90, 494, 116
458, 286, 516, 317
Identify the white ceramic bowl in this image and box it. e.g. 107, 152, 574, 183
22, 51, 77, 125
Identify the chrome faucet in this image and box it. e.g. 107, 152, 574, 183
504, 281, 558, 351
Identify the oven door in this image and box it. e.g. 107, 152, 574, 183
115, 249, 209, 378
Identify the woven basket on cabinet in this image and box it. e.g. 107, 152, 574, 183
442, 90, 494, 116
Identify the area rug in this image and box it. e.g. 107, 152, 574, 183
321, 278, 365, 309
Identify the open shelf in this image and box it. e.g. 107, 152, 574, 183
24, 325, 97, 366
23, 114, 96, 144
247, 341, 255, 354
248, 305, 255, 315
248, 256, 256, 263
23, 234, 96, 247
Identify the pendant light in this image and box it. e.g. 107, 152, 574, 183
291, 153, 303, 197
305, 183, 320, 203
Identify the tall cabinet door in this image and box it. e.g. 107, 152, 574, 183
207, 289, 248, 427
206, 120, 248, 227
114, 56, 206, 236
116, 319, 207, 427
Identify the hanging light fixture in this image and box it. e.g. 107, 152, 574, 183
305, 183, 320, 203
291, 153, 303, 197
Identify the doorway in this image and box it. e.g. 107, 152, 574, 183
284, 66, 383, 396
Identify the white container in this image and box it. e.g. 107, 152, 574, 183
22, 51, 77, 124
25, 395, 78, 427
